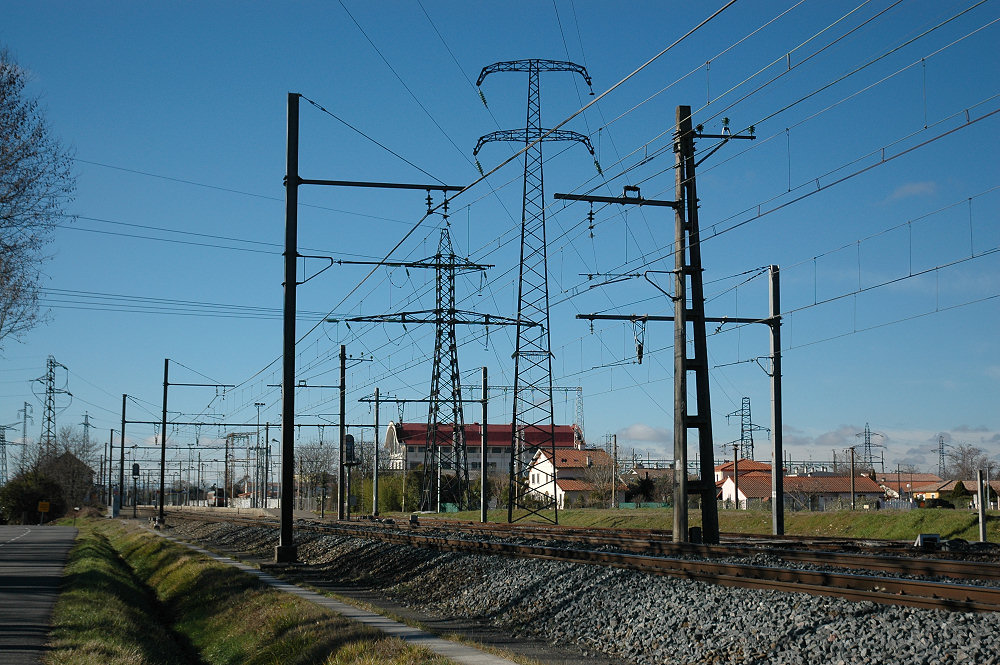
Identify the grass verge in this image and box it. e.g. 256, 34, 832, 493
48, 520, 455, 665
44, 522, 200, 665
427, 506, 1000, 541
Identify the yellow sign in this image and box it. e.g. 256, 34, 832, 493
37, 501, 50, 513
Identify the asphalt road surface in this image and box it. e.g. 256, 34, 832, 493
0, 525, 77, 664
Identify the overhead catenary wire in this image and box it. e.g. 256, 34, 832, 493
232, 1, 741, 393
209, 3, 992, 430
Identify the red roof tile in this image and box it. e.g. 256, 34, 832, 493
538, 448, 614, 469
390, 422, 578, 448
731, 475, 883, 499
715, 459, 772, 473
556, 479, 596, 491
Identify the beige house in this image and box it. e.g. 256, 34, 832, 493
875, 472, 943, 500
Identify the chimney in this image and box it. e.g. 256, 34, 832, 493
586, 454, 592, 467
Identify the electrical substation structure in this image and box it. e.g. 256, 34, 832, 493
336, 224, 525, 512
474, 59, 598, 524
562, 107, 776, 542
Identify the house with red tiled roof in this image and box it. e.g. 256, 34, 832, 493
714, 458, 772, 483
526, 448, 625, 509
721, 474, 884, 511
912, 479, 1000, 509
384, 421, 582, 472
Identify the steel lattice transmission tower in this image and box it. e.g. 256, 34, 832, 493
855, 422, 884, 471
0, 428, 7, 486
474, 59, 596, 524
938, 434, 948, 477
34, 355, 71, 459
338, 223, 525, 511
726, 397, 768, 460
422, 226, 473, 510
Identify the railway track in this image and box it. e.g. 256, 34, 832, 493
404, 516, 1000, 583
161, 509, 1000, 613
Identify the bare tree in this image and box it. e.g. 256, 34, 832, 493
947, 443, 998, 480
1, 49, 75, 347
584, 458, 617, 507
38, 426, 97, 507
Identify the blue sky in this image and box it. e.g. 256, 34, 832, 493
2, 0, 998, 483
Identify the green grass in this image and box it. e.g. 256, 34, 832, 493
422, 506, 1000, 541
44, 523, 199, 665
47, 521, 455, 665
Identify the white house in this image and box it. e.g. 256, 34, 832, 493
526, 447, 622, 508
714, 458, 772, 483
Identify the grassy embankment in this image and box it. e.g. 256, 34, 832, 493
435, 507, 1000, 541
45, 520, 454, 665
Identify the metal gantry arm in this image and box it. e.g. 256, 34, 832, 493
474, 130, 595, 156
476, 59, 592, 87
335, 310, 535, 327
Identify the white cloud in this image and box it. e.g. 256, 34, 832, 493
883, 181, 937, 203
616, 423, 671, 444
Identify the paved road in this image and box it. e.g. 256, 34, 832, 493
0, 525, 77, 665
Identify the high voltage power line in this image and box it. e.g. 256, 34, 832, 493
55, 4, 993, 434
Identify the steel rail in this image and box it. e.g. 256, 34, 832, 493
396, 517, 1000, 583
163, 510, 1000, 613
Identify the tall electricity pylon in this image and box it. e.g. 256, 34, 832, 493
34, 356, 71, 459
726, 397, 768, 460
474, 59, 596, 524
856, 422, 884, 472
0, 427, 8, 485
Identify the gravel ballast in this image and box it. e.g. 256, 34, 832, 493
167, 519, 1000, 665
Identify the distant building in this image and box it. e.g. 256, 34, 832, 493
384, 421, 582, 473
40, 451, 97, 506
714, 458, 772, 483
875, 472, 942, 499
912, 479, 1000, 509
721, 473, 883, 511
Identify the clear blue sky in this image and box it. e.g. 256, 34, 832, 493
2, 0, 998, 483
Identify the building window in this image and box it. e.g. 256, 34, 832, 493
407, 446, 415, 454
471, 462, 480, 470
491, 447, 503, 454
488, 462, 496, 469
